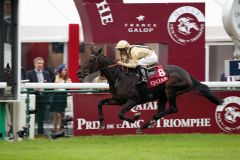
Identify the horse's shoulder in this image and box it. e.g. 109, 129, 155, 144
164, 64, 182, 70
120, 68, 136, 75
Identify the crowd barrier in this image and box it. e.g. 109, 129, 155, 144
13, 94, 36, 139
21, 82, 240, 89
19, 82, 240, 137
0, 82, 7, 139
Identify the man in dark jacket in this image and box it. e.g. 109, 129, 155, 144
26, 57, 51, 83
26, 57, 52, 134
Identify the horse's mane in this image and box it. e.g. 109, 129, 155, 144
99, 53, 135, 74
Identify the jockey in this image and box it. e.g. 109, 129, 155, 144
116, 40, 158, 84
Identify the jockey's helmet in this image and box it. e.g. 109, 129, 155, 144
116, 40, 130, 49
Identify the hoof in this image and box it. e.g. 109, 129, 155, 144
99, 122, 105, 130
134, 112, 141, 116
134, 112, 141, 120
149, 120, 156, 128
136, 128, 144, 134
99, 125, 105, 130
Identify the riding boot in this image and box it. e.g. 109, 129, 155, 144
136, 65, 148, 85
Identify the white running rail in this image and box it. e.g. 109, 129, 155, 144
202, 82, 240, 88
21, 83, 109, 89
20, 82, 240, 89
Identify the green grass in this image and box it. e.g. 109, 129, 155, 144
0, 134, 239, 160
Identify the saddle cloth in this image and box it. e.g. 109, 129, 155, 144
147, 65, 168, 88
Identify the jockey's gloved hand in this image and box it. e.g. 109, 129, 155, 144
117, 61, 124, 65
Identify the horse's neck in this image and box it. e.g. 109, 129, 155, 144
99, 56, 136, 87
102, 68, 119, 85
99, 57, 118, 85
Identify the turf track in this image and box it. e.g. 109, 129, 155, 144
0, 134, 239, 160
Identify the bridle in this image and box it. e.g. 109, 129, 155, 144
85, 53, 126, 87
85, 54, 119, 74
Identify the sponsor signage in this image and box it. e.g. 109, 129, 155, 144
74, 1, 206, 80
224, 60, 240, 76
73, 92, 240, 136
215, 96, 240, 133
75, 0, 168, 43
74, 0, 205, 44
167, 6, 205, 45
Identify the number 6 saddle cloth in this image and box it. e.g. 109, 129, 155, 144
147, 65, 168, 88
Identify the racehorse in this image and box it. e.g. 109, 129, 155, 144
77, 48, 223, 133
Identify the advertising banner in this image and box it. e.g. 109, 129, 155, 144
75, 0, 168, 43
74, 0, 206, 80
73, 92, 240, 136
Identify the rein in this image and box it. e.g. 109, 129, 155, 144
89, 54, 119, 72
97, 60, 129, 87
98, 62, 121, 87
99, 63, 119, 71
88, 54, 127, 86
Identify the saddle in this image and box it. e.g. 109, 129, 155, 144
147, 65, 168, 88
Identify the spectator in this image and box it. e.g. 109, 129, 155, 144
92, 72, 108, 91
25, 57, 52, 134
92, 72, 107, 83
50, 64, 72, 135
26, 57, 51, 83
220, 73, 227, 81
21, 66, 26, 80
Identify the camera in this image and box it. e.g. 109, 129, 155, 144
17, 127, 27, 138
29, 109, 36, 114
50, 131, 65, 139
62, 115, 73, 127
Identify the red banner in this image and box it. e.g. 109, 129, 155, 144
74, 1, 206, 80
74, 1, 204, 44
167, 3, 206, 80
73, 92, 240, 136
68, 24, 80, 82
75, 0, 168, 43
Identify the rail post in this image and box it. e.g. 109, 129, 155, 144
25, 89, 31, 137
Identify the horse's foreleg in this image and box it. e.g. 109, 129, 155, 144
118, 99, 137, 123
98, 98, 120, 129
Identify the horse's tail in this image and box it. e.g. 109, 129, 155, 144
190, 76, 223, 105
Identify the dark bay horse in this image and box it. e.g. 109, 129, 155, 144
77, 49, 222, 133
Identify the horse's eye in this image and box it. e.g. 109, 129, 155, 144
89, 56, 96, 62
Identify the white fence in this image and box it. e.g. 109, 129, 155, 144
202, 82, 240, 88
6, 81, 240, 139
21, 82, 109, 89
20, 82, 240, 90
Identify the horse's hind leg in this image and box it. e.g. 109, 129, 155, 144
151, 88, 179, 122
98, 98, 120, 129
118, 99, 138, 123
136, 95, 167, 134
137, 89, 179, 134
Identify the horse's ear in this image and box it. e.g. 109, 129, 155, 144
92, 46, 102, 55
98, 48, 102, 54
